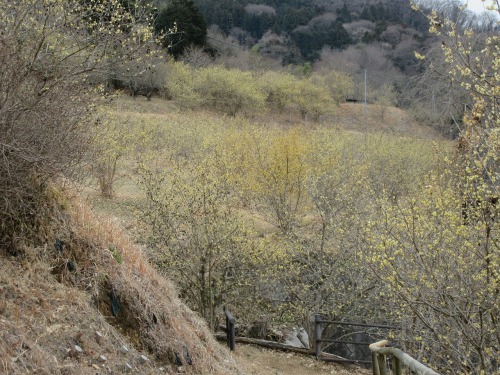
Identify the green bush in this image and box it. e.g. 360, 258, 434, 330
167, 63, 266, 116
258, 71, 300, 113
166, 61, 203, 109
294, 74, 332, 121
195, 65, 266, 116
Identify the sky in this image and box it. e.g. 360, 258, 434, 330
464, 0, 493, 13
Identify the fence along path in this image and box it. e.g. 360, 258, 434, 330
222, 309, 441, 374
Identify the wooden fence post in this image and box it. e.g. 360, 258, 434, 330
315, 314, 322, 359
378, 354, 387, 375
224, 307, 236, 351
372, 352, 380, 375
392, 356, 402, 375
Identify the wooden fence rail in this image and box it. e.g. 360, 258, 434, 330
369, 340, 440, 375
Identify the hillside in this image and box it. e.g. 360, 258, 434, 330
0, 181, 370, 374
1, 89, 493, 374
192, 0, 430, 65
2, 0, 497, 373
326, 102, 438, 137
83, 95, 443, 371
155, 0, 487, 138
2, 95, 388, 373
1, 96, 436, 374
0, 192, 243, 374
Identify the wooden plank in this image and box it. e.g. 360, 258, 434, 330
214, 334, 313, 355
321, 358, 372, 364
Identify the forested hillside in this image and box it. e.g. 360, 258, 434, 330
193, 0, 430, 62
146, 0, 498, 138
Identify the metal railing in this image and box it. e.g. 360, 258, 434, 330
314, 314, 399, 365
369, 340, 440, 375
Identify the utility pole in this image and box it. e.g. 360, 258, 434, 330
363, 69, 368, 143
432, 89, 436, 113
364, 69, 367, 114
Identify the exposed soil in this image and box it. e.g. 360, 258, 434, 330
234, 344, 370, 375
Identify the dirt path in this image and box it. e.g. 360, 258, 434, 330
233, 344, 370, 375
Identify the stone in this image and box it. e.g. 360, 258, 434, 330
297, 327, 310, 349
283, 328, 305, 348
183, 346, 192, 365
95, 331, 103, 344
68, 345, 83, 358
109, 291, 120, 317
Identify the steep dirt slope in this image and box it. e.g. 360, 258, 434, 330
0, 190, 243, 374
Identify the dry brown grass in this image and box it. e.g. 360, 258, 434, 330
0, 186, 243, 374
70, 198, 244, 373
328, 103, 439, 137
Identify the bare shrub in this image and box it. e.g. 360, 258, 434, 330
180, 46, 214, 68
0, 0, 156, 250
0, 35, 94, 251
